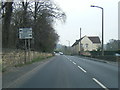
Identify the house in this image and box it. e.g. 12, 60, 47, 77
71, 36, 101, 54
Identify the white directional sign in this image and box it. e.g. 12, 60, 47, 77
19, 28, 32, 39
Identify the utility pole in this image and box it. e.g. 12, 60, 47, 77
66, 40, 70, 47
79, 28, 81, 55
66, 40, 70, 54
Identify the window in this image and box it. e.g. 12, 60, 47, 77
80, 44, 83, 47
85, 43, 88, 48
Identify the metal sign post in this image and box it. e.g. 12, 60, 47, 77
28, 39, 31, 61
25, 39, 27, 63
19, 28, 32, 64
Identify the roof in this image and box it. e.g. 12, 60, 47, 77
72, 36, 101, 47
71, 40, 79, 47
88, 36, 101, 43
71, 36, 85, 47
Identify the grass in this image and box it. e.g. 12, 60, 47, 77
2, 67, 6, 72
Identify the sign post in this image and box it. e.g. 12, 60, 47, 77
19, 28, 32, 63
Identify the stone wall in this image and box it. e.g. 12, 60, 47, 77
2, 49, 52, 69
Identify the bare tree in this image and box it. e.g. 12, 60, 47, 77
2, 0, 66, 52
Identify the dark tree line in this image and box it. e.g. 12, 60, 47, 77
1, 0, 66, 52
105, 39, 120, 51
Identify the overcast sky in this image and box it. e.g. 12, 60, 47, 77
53, 0, 119, 46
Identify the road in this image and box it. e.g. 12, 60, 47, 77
4, 55, 118, 89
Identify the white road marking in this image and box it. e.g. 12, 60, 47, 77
73, 62, 76, 65
78, 66, 87, 73
63, 56, 108, 90
64, 56, 72, 62
92, 78, 109, 90
64, 56, 70, 60
66, 57, 69, 59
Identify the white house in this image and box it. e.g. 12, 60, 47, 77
72, 36, 101, 54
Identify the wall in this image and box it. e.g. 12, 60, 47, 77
92, 43, 101, 51
80, 36, 93, 51
2, 49, 52, 69
72, 44, 79, 54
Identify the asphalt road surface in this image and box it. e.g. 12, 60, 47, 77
5, 55, 118, 89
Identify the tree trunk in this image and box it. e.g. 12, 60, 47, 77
2, 2, 13, 48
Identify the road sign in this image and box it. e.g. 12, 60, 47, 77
19, 28, 32, 39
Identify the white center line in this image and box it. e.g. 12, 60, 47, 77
64, 56, 70, 60
92, 78, 109, 90
73, 62, 76, 65
78, 66, 87, 73
66, 57, 69, 59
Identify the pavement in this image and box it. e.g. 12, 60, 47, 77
2, 55, 119, 89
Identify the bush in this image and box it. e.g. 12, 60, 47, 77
116, 50, 120, 54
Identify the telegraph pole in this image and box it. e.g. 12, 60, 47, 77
79, 28, 81, 55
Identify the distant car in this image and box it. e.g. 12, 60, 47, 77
59, 52, 63, 55
54, 52, 60, 55
115, 53, 120, 56
56, 53, 60, 55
